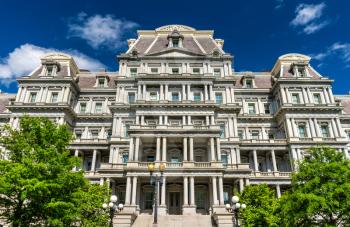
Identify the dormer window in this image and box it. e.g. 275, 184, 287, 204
172, 39, 179, 47
46, 65, 54, 76
151, 68, 158, 73
245, 79, 253, 88
97, 78, 105, 88
172, 68, 179, 74
213, 68, 221, 77
297, 67, 307, 77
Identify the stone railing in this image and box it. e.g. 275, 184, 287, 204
241, 139, 286, 144
194, 162, 211, 168
166, 162, 183, 168
225, 163, 250, 170
251, 171, 292, 177
99, 163, 126, 170
130, 124, 220, 131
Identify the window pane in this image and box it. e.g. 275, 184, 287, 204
80, 103, 86, 113
298, 125, 306, 138
125, 124, 130, 137
214, 68, 221, 76
95, 103, 102, 113
30, 93, 37, 103
130, 68, 137, 77
248, 103, 256, 114
172, 92, 179, 101
215, 93, 222, 104
51, 93, 58, 103
220, 124, 225, 138
172, 68, 179, 74
194, 93, 201, 102
128, 93, 135, 103
264, 103, 270, 114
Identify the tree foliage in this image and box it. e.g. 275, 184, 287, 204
0, 116, 109, 226
277, 146, 350, 226
239, 184, 280, 227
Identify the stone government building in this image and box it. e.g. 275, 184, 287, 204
1, 24, 350, 226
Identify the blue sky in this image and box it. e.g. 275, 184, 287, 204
0, 0, 349, 94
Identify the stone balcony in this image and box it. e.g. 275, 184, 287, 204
240, 139, 287, 145
250, 171, 292, 178
129, 124, 220, 131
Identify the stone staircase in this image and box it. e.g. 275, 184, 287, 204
132, 214, 214, 227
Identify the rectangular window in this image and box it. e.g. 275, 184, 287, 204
80, 103, 86, 113
171, 157, 179, 163
238, 130, 244, 139
90, 130, 99, 139
246, 80, 253, 88
46, 65, 54, 76
122, 154, 129, 163
147, 156, 155, 162
172, 39, 179, 47
193, 92, 201, 102
150, 92, 158, 101
172, 92, 179, 101
291, 93, 300, 104
151, 68, 158, 73
251, 130, 259, 140
248, 103, 256, 114
264, 103, 270, 114
125, 124, 130, 138
172, 68, 179, 74
220, 124, 225, 138
97, 78, 105, 88
298, 125, 306, 138
29, 92, 37, 103
297, 67, 307, 77
128, 93, 135, 103
215, 93, 223, 104
313, 93, 322, 104
221, 154, 228, 166
192, 68, 200, 74
51, 92, 58, 103
130, 68, 137, 77
213, 68, 221, 77
95, 102, 102, 113
321, 125, 329, 138
75, 130, 82, 139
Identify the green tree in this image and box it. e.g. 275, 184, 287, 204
277, 146, 350, 226
239, 184, 280, 227
0, 116, 109, 226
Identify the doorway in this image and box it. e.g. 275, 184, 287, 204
168, 192, 181, 214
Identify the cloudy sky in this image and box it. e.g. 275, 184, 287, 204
0, 0, 349, 93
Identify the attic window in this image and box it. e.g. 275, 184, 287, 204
245, 79, 253, 88
97, 78, 105, 88
172, 39, 179, 47
297, 67, 307, 77
46, 65, 54, 76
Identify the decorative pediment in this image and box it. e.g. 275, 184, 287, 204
156, 25, 196, 32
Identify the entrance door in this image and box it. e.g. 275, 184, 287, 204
168, 192, 181, 214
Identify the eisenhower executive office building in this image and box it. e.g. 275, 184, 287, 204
1, 25, 350, 226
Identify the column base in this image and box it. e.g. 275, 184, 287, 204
123, 204, 138, 213
113, 212, 137, 227
182, 205, 197, 215
158, 205, 167, 215
212, 205, 227, 214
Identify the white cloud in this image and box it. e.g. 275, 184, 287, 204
311, 42, 350, 67
68, 13, 139, 49
290, 2, 328, 34
303, 21, 329, 34
0, 43, 105, 85
275, 0, 284, 9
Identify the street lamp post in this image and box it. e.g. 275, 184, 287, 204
102, 195, 124, 227
225, 195, 246, 227
147, 163, 165, 224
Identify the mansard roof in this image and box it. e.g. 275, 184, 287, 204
124, 24, 226, 57
0, 93, 15, 113
77, 73, 117, 89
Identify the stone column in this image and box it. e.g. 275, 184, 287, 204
125, 177, 132, 205
291, 118, 298, 137
190, 176, 195, 206
209, 85, 214, 101
281, 87, 287, 103
131, 176, 138, 205
91, 149, 97, 172
218, 176, 224, 205
164, 84, 168, 101
162, 137, 167, 162
160, 84, 164, 100
328, 87, 335, 103
271, 150, 277, 172
138, 85, 142, 100
161, 176, 166, 206
129, 137, 134, 161
323, 88, 330, 103
336, 118, 345, 137
182, 84, 186, 100
183, 137, 188, 161
286, 118, 293, 137
156, 137, 161, 161
212, 177, 218, 205
189, 137, 194, 161
302, 87, 308, 103
233, 117, 238, 137
204, 84, 208, 101
331, 119, 339, 137
285, 87, 291, 103
308, 118, 316, 137
112, 117, 117, 136
236, 148, 241, 164
276, 184, 281, 198
216, 138, 221, 161
314, 118, 321, 137
188, 115, 192, 125
134, 137, 140, 161
183, 177, 188, 205
187, 84, 191, 101
253, 150, 258, 172
210, 137, 216, 161
142, 84, 147, 100
239, 178, 244, 192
